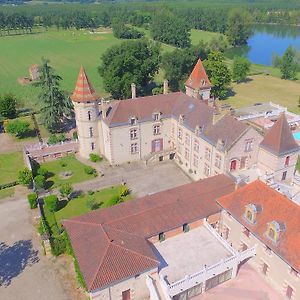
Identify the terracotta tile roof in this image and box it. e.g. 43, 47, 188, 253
104, 92, 214, 130
260, 113, 300, 156
217, 180, 300, 272
185, 59, 212, 90
63, 174, 235, 291
71, 66, 99, 103
203, 114, 249, 151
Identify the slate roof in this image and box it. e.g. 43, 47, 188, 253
260, 113, 300, 156
63, 174, 235, 292
217, 180, 300, 272
185, 59, 212, 90
71, 66, 99, 103
104, 92, 214, 130
202, 114, 249, 151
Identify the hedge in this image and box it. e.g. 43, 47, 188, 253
0, 181, 18, 190
27, 192, 38, 209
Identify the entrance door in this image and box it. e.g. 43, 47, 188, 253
230, 160, 237, 172
122, 289, 131, 300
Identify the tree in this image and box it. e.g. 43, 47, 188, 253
112, 21, 144, 39
99, 40, 160, 99
6, 119, 30, 138
37, 58, 73, 132
279, 46, 299, 80
150, 11, 191, 48
59, 183, 73, 200
34, 174, 46, 190
203, 51, 232, 99
232, 57, 251, 82
44, 195, 59, 212
18, 167, 32, 186
162, 42, 209, 91
227, 9, 252, 46
0, 94, 17, 119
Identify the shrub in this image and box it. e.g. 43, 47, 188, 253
59, 183, 73, 199
27, 192, 38, 209
72, 131, 78, 140
88, 190, 94, 195
34, 174, 46, 190
51, 234, 66, 256
0, 93, 17, 119
18, 167, 32, 186
37, 219, 45, 235
44, 195, 59, 212
106, 194, 122, 207
37, 167, 49, 178
89, 153, 102, 163
6, 119, 30, 138
57, 133, 66, 143
0, 181, 18, 190
119, 185, 130, 197
47, 134, 58, 145
84, 166, 97, 176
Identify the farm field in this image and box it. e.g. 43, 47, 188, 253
0, 151, 24, 185
222, 75, 300, 114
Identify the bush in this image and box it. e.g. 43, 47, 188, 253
88, 190, 94, 195
44, 195, 59, 212
84, 166, 97, 177
37, 219, 45, 235
57, 133, 66, 142
72, 131, 78, 140
119, 185, 130, 197
59, 183, 73, 199
37, 167, 49, 178
51, 234, 66, 256
89, 153, 102, 163
0, 181, 18, 190
34, 174, 46, 190
27, 192, 38, 209
6, 119, 30, 138
106, 194, 122, 207
0, 93, 17, 119
18, 167, 32, 186
47, 134, 58, 145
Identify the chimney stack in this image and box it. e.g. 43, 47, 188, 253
163, 79, 169, 95
131, 83, 136, 99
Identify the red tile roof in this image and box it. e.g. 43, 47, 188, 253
185, 59, 212, 90
105, 92, 214, 130
217, 180, 300, 272
71, 66, 99, 103
63, 174, 235, 291
260, 113, 299, 156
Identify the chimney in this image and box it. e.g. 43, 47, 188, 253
131, 83, 136, 99
163, 79, 169, 95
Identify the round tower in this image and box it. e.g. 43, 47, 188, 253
71, 66, 100, 159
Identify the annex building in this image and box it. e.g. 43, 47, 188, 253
70, 60, 300, 187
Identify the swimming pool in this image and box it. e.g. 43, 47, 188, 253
293, 132, 300, 141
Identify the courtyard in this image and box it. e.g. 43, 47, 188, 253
156, 226, 232, 284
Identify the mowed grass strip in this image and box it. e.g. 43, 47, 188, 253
0, 151, 24, 184
222, 75, 300, 114
41, 155, 95, 188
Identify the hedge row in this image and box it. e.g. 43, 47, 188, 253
0, 181, 18, 190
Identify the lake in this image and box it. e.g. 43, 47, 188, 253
225, 24, 300, 66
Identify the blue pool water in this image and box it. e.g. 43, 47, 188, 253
293, 132, 300, 141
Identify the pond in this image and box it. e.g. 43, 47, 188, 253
225, 24, 300, 66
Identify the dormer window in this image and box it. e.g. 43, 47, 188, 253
153, 112, 160, 121
130, 117, 137, 126
179, 114, 185, 124
201, 79, 205, 86
266, 221, 286, 243
195, 125, 203, 135
244, 203, 262, 224
285, 156, 290, 167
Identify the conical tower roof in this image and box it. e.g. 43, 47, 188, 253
71, 66, 99, 102
185, 59, 212, 90
260, 113, 300, 156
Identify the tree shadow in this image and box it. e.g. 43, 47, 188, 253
0, 240, 39, 287
45, 180, 54, 190
57, 199, 68, 211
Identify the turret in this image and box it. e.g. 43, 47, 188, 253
71, 66, 101, 159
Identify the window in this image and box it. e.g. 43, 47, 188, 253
246, 210, 253, 222
215, 154, 222, 168
177, 144, 182, 155
130, 143, 138, 154
178, 128, 183, 140
245, 140, 253, 152
205, 147, 211, 160
241, 243, 248, 251
89, 127, 93, 137
183, 223, 189, 233
243, 228, 250, 238
88, 111, 91, 121
193, 155, 199, 167
130, 129, 138, 140
130, 117, 137, 126
159, 232, 165, 242
223, 226, 229, 240
122, 289, 131, 300
204, 163, 210, 177
184, 148, 189, 160
262, 263, 268, 275
185, 133, 190, 145
286, 285, 293, 299
194, 139, 200, 152
153, 113, 160, 121
285, 156, 290, 167
282, 171, 287, 181
153, 125, 161, 135
91, 142, 95, 150
268, 227, 275, 240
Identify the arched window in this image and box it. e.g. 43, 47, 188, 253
88, 111, 91, 121
285, 156, 290, 167
246, 210, 253, 222
268, 227, 275, 240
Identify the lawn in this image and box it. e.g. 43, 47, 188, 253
222, 75, 300, 114
45, 185, 132, 235
0, 151, 24, 184
41, 155, 96, 188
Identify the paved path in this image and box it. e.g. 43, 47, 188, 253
73, 159, 192, 198
0, 197, 83, 300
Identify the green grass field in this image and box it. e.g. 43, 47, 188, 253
41, 155, 96, 188
0, 151, 24, 184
